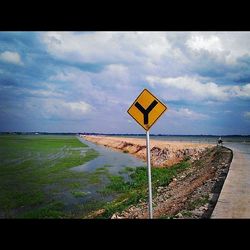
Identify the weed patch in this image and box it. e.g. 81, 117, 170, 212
71, 190, 88, 198
96, 160, 191, 218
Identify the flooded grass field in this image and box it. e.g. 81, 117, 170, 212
0, 135, 149, 218
0, 135, 108, 218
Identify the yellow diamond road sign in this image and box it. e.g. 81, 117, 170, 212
127, 89, 167, 131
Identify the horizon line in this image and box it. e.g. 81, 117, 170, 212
1, 131, 250, 137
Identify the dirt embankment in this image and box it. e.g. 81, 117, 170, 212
111, 146, 233, 219
82, 135, 213, 167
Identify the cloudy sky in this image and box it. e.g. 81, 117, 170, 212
0, 32, 250, 135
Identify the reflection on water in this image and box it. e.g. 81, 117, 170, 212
60, 136, 147, 216
72, 137, 146, 174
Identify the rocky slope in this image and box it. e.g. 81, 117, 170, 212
82, 135, 213, 167
111, 146, 233, 219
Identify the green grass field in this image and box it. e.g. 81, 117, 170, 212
0, 135, 100, 218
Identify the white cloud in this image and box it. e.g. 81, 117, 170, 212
51, 64, 129, 85
39, 32, 250, 69
95, 64, 130, 86
49, 64, 136, 107
2, 82, 66, 99
28, 89, 63, 98
186, 34, 223, 53
229, 84, 250, 98
41, 99, 93, 120
243, 111, 250, 119
146, 75, 250, 101
40, 31, 250, 84
186, 32, 250, 64
218, 32, 250, 62
40, 32, 174, 64
67, 101, 92, 113
169, 108, 209, 120
0, 51, 23, 65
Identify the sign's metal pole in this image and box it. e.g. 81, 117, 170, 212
146, 130, 153, 219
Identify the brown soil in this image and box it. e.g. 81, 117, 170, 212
111, 146, 233, 219
82, 135, 213, 167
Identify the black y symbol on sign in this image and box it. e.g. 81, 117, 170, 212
135, 100, 158, 124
